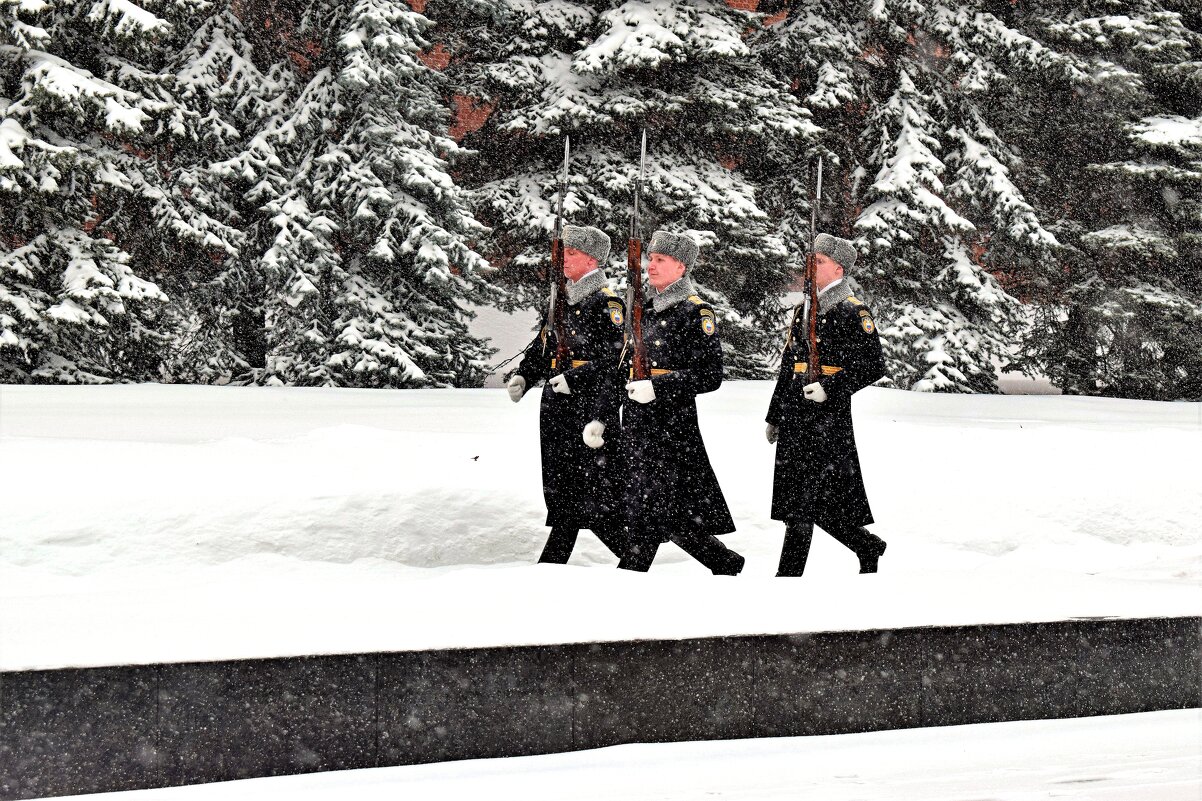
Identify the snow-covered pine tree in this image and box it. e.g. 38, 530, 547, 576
162, 2, 288, 383
1010, 1, 1202, 400
228, 0, 494, 387
755, 0, 1066, 393
0, 0, 175, 382
445, 0, 816, 377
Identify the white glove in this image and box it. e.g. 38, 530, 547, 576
506, 375, 526, 403
803, 381, 827, 403
549, 374, 571, 395
583, 420, 605, 449
766, 424, 778, 444
626, 380, 656, 404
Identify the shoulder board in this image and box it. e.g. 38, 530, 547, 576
601, 286, 617, 297
846, 295, 864, 306
688, 295, 704, 305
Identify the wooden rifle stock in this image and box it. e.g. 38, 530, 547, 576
804, 157, 823, 385
628, 128, 650, 381
805, 248, 820, 384
628, 237, 649, 380
552, 237, 569, 373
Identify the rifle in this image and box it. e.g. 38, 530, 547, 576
547, 137, 571, 373
803, 157, 824, 385
627, 129, 650, 381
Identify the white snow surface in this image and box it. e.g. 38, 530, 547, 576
51, 710, 1202, 801
1133, 114, 1202, 148
1, 383, 1199, 672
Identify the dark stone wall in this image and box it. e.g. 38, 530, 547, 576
2, 617, 1198, 800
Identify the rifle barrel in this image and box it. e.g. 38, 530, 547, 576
551, 138, 571, 373
806, 157, 822, 384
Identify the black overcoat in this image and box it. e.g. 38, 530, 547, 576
601, 294, 735, 541
766, 290, 886, 525
516, 287, 626, 529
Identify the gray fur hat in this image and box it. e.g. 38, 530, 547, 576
813, 233, 858, 270
649, 230, 699, 270
562, 224, 611, 265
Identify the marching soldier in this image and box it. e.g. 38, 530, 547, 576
588, 230, 745, 575
766, 233, 887, 576
507, 224, 627, 563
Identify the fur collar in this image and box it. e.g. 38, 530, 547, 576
650, 276, 697, 313
566, 269, 608, 306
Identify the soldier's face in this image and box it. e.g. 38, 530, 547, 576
814, 253, 844, 290
647, 252, 686, 291
563, 247, 598, 282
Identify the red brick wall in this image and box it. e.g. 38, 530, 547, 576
418, 43, 450, 70
449, 95, 494, 141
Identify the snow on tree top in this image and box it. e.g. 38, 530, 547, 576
1081, 224, 1178, 261
575, 1, 748, 74
1132, 115, 1202, 148
87, 0, 171, 38
18, 54, 150, 133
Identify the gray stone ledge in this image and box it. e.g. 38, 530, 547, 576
2, 617, 1197, 800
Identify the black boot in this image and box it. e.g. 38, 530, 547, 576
538, 526, 579, 564
591, 526, 629, 561
617, 536, 658, 572
822, 521, 887, 574
712, 551, 745, 576
777, 521, 814, 577
669, 531, 745, 576
858, 538, 887, 574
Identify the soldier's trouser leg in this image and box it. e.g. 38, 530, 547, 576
538, 526, 579, 564
777, 521, 814, 577
591, 526, 628, 561
819, 518, 887, 573
617, 534, 660, 572
670, 531, 745, 576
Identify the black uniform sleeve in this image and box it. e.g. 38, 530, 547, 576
515, 321, 551, 386
766, 307, 800, 425
820, 303, 886, 403
653, 303, 723, 402
590, 330, 628, 424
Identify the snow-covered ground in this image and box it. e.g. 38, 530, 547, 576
1, 383, 1199, 671
50, 710, 1202, 801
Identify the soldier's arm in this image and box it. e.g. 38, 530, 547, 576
589, 327, 629, 424
766, 308, 799, 425
819, 303, 886, 403
514, 320, 552, 386
652, 304, 723, 402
